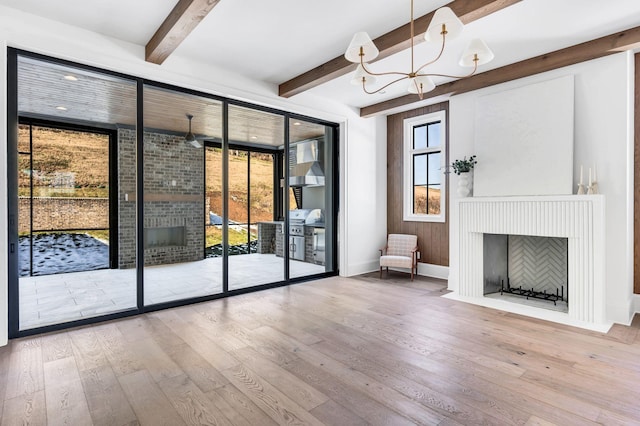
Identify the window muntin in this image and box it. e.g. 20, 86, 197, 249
403, 111, 446, 222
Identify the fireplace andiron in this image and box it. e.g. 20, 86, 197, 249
500, 278, 564, 306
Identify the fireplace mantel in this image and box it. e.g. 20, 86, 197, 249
446, 194, 608, 331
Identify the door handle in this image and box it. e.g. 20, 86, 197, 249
10, 243, 15, 253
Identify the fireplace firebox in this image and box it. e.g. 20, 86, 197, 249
484, 234, 568, 311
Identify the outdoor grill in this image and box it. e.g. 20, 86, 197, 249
289, 209, 310, 236
287, 209, 324, 261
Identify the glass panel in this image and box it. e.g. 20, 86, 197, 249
428, 152, 441, 185
228, 105, 284, 290
16, 56, 137, 330
205, 146, 223, 257
250, 153, 274, 262
428, 152, 442, 215
289, 118, 333, 279
427, 186, 441, 215
427, 121, 441, 147
228, 150, 249, 254
414, 154, 427, 185
18, 124, 30, 153
30, 126, 110, 276
413, 125, 427, 149
143, 85, 222, 305
17, 150, 31, 278
414, 185, 427, 214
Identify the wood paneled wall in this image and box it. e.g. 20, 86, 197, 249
387, 102, 449, 267
635, 53, 640, 294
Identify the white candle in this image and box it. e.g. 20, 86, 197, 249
580, 165, 583, 184
589, 168, 592, 186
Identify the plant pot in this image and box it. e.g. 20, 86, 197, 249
457, 172, 471, 197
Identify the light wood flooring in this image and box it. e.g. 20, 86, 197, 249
1, 271, 640, 425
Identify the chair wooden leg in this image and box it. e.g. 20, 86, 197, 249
379, 266, 382, 278
386, 267, 389, 277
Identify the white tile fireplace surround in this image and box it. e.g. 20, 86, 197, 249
445, 195, 609, 331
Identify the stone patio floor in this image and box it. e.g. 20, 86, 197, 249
18, 253, 325, 330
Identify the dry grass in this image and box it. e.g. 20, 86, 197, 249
18, 125, 110, 197
205, 148, 275, 223
414, 186, 441, 215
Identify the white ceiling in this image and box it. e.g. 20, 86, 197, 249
2, 0, 640, 109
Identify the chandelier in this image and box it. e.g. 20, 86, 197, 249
344, 0, 494, 99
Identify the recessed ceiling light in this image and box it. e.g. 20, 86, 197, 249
250, 136, 257, 140
293, 122, 301, 126
55, 106, 67, 111
63, 75, 78, 81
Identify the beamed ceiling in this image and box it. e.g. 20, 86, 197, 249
3, 0, 640, 116
17, 56, 325, 146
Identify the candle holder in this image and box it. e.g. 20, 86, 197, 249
577, 183, 586, 195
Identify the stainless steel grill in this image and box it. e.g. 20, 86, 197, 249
288, 209, 309, 260
287, 209, 324, 261
289, 209, 310, 236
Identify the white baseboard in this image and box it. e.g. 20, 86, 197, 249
631, 294, 640, 325
344, 260, 449, 280
417, 263, 449, 280
385, 263, 449, 280
343, 260, 379, 277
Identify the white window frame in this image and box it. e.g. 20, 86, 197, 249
403, 110, 446, 223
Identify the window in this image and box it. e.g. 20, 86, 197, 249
403, 111, 446, 222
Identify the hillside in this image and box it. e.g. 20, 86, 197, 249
18, 126, 276, 223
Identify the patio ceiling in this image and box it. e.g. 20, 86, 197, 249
17, 56, 325, 147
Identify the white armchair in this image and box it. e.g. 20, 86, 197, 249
379, 234, 419, 281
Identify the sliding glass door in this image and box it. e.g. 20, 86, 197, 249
143, 85, 223, 306
8, 49, 338, 337
227, 105, 284, 289
13, 56, 138, 331
288, 118, 336, 279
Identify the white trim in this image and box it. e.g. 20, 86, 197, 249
385, 263, 449, 280
632, 295, 640, 325
403, 110, 446, 223
344, 260, 381, 277
417, 263, 449, 280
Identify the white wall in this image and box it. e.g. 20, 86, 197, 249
449, 52, 634, 325
0, 6, 388, 344
342, 115, 388, 276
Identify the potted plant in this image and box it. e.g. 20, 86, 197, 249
451, 155, 477, 175
451, 155, 477, 197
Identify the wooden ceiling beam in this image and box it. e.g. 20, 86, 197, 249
360, 25, 640, 117
277, 0, 521, 98
146, 0, 221, 65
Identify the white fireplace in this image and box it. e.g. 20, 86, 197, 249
444, 195, 609, 331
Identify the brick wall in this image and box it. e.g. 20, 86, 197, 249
18, 197, 108, 233
118, 128, 137, 269
257, 222, 278, 254
117, 128, 205, 268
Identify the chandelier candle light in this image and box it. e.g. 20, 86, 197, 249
345, 0, 495, 99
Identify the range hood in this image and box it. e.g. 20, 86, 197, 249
289, 139, 325, 187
